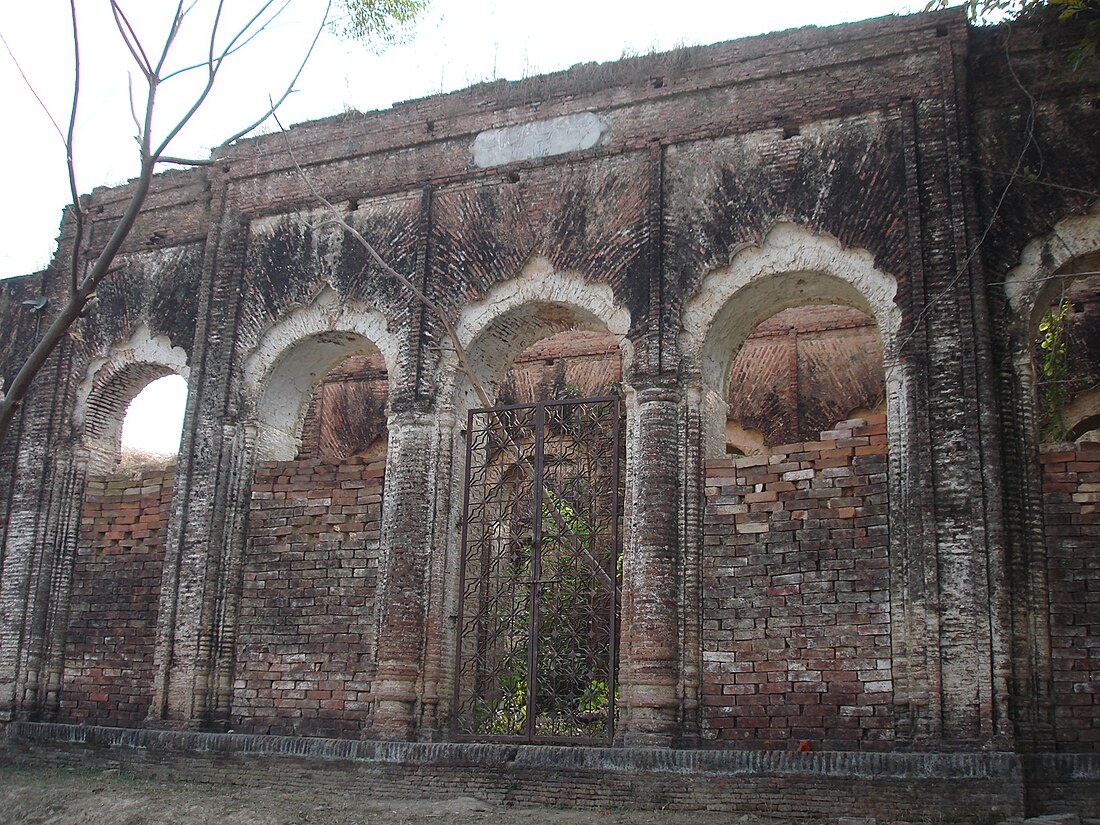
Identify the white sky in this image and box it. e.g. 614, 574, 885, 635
0, 0, 934, 451
121, 374, 188, 455
0, 0, 933, 281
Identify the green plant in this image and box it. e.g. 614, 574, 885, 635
1038, 298, 1071, 440
577, 678, 609, 714
925, 0, 1100, 65
556, 381, 584, 400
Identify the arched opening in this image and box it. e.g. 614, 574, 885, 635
497, 329, 623, 406
60, 352, 189, 726
297, 351, 389, 461
682, 226, 900, 751
233, 327, 392, 738
1031, 265, 1100, 444
450, 272, 630, 744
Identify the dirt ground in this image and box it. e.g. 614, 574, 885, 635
0, 764, 782, 825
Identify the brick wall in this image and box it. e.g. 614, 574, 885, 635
232, 456, 384, 737
59, 469, 173, 725
727, 305, 884, 447
298, 354, 389, 461
702, 415, 892, 749
1043, 441, 1100, 750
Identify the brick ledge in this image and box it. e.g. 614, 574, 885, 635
6, 722, 1025, 781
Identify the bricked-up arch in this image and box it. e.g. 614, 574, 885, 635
74, 325, 191, 475
232, 294, 396, 738
680, 223, 900, 459
241, 289, 399, 462
1005, 209, 1100, 750
682, 224, 903, 749
58, 327, 189, 725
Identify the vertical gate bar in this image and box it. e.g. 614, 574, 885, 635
452, 406, 478, 734
607, 396, 623, 741
526, 401, 546, 741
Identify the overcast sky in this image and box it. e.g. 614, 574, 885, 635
0, 0, 932, 281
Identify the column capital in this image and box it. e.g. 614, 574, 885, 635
629, 374, 681, 405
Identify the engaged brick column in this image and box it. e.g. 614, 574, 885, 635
617, 383, 681, 744
371, 412, 443, 739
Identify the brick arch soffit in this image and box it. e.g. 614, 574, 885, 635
240, 286, 400, 462
442, 255, 633, 418
679, 222, 902, 458
73, 323, 191, 474
1003, 202, 1100, 344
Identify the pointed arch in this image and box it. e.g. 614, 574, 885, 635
1003, 204, 1100, 338
444, 256, 633, 415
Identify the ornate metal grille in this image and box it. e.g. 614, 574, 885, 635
454, 396, 624, 743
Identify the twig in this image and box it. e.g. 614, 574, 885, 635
897, 24, 1039, 354
109, 0, 154, 79
158, 155, 215, 167
274, 114, 617, 590
65, 0, 83, 297
969, 164, 1100, 201
216, 0, 331, 149
0, 31, 67, 147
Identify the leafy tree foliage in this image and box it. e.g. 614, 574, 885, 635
337, 0, 429, 50
925, 0, 1100, 22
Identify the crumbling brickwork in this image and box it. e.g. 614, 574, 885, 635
1043, 442, 1100, 749
0, 6, 1098, 818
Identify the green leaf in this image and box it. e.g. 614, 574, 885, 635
334, 0, 430, 51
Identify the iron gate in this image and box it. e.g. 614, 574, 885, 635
454, 396, 624, 743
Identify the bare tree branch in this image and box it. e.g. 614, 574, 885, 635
149, 0, 298, 161
0, 32, 67, 147
162, 0, 292, 81
65, 0, 84, 298
152, 1, 188, 78
216, 0, 330, 148
0, 0, 426, 448
126, 73, 144, 144
157, 155, 216, 166
109, 0, 154, 79
969, 164, 1100, 201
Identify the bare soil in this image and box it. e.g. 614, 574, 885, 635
0, 764, 779, 825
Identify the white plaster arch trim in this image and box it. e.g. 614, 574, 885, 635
444, 256, 633, 412
1004, 204, 1100, 335
73, 324, 190, 462
241, 287, 400, 462
679, 222, 901, 456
